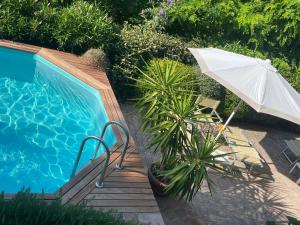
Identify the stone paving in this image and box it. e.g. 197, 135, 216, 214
120, 102, 300, 225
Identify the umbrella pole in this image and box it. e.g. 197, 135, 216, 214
216, 100, 243, 140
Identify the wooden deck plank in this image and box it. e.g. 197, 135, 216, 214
64, 142, 150, 205
90, 187, 153, 194
86, 199, 158, 207
92, 206, 160, 213
122, 161, 144, 167
97, 89, 123, 142
85, 193, 155, 200
105, 176, 149, 182
0, 39, 41, 53
58, 143, 122, 196
108, 171, 147, 177
103, 182, 151, 188
62, 150, 122, 204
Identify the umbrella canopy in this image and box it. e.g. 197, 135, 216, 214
189, 47, 300, 126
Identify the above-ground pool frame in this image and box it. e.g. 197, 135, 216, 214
0, 40, 133, 200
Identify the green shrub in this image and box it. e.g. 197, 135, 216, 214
93, 0, 149, 23
107, 25, 195, 97
55, 0, 118, 53
0, 191, 137, 225
166, 0, 242, 42
238, 0, 300, 63
197, 71, 224, 100
266, 216, 300, 225
164, 0, 300, 64
0, 0, 118, 53
0, 0, 59, 47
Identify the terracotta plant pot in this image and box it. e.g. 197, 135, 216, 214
148, 163, 168, 197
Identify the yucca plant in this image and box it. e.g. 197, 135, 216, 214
135, 59, 200, 165
136, 59, 230, 201
161, 131, 228, 201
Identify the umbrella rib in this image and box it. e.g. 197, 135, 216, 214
257, 69, 268, 111
202, 63, 258, 74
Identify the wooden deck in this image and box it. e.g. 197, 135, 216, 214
0, 40, 164, 224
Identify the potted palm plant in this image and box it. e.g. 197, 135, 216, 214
135, 59, 229, 201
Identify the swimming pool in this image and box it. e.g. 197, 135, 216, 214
0, 47, 116, 193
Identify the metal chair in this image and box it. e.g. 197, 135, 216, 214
289, 162, 300, 185
195, 95, 228, 142
281, 139, 300, 165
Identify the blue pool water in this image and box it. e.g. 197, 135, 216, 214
0, 47, 116, 193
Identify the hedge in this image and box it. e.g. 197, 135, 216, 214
0, 0, 118, 54
0, 0, 58, 47
0, 191, 138, 225
92, 0, 150, 23
106, 25, 196, 98
166, 0, 300, 64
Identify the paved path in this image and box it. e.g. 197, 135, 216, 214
121, 103, 300, 225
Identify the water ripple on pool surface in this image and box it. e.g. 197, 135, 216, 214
0, 47, 115, 193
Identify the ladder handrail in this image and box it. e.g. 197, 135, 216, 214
70, 136, 110, 188
92, 121, 129, 170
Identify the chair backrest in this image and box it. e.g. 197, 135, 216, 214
196, 95, 220, 110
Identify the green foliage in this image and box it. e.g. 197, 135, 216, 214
135, 59, 198, 164
162, 132, 228, 201
136, 59, 229, 201
0, 191, 137, 225
165, 0, 300, 63
0, 0, 117, 53
108, 25, 195, 97
0, 0, 59, 47
248, 0, 300, 62
139, 0, 175, 32
197, 71, 224, 100
166, 0, 241, 42
93, 0, 150, 23
55, 0, 117, 53
266, 216, 300, 225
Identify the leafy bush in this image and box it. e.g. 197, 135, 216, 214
93, 0, 149, 23
164, 0, 300, 64
55, 0, 117, 53
266, 216, 300, 225
0, 0, 117, 53
197, 70, 224, 100
0, 0, 59, 47
107, 25, 195, 97
0, 191, 137, 225
238, 0, 300, 63
166, 0, 242, 42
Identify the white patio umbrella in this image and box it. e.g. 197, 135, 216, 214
189, 48, 300, 137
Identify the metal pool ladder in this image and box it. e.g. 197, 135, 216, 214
70, 121, 130, 188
